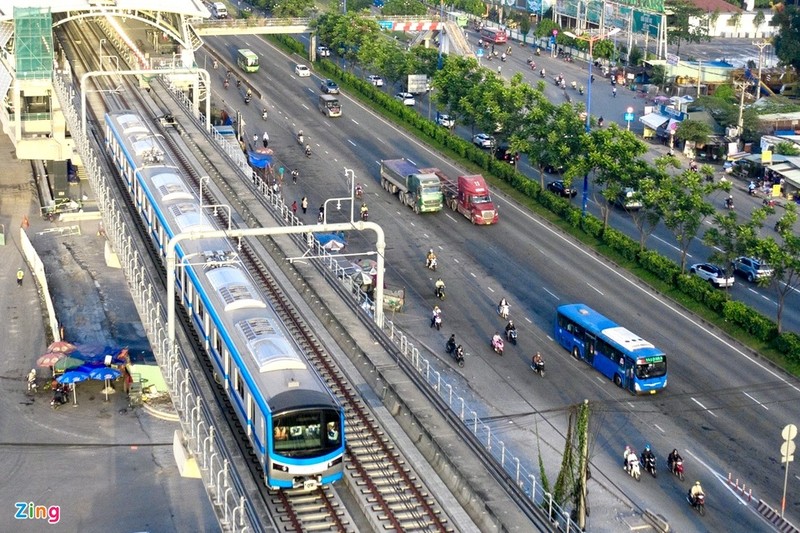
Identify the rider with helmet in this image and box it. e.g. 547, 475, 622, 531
689, 481, 705, 504
426, 249, 437, 269
505, 320, 516, 339
434, 278, 446, 298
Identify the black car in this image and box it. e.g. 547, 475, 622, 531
546, 180, 577, 198
495, 144, 519, 165
544, 164, 564, 174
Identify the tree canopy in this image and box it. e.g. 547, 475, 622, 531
772, 5, 800, 72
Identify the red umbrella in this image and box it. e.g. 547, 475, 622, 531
37, 352, 66, 368
47, 341, 76, 354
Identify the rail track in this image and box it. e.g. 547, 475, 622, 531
60, 16, 456, 532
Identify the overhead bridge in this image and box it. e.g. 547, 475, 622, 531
190, 16, 441, 37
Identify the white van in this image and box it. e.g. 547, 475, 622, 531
212, 2, 228, 19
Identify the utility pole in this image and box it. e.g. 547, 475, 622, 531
753, 39, 770, 101
736, 79, 748, 135
577, 399, 590, 529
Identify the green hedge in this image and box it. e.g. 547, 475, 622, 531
272, 36, 795, 363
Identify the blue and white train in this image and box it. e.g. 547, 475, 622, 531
104, 110, 345, 489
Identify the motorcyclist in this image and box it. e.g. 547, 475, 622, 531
360, 203, 369, 220
454, 344, 465, 363
492, 332, 503, 349
297, 130, 304, 144
505, 320, 516, 339
498, 297, 510, 318
668, 448, 683, 473
540, 68, 545, 78
641, 444, 655, 469
27, 369, 37, 392
261, 108, 268, 120
626, 449, 639, 474
355, 183, 363, 198
426, 249, 437, 269
446, 334, 456, 354
434, 278, 446, 298
531, 352, 544, 372
500, 52, 507, 62
598, 116, 604, 128
748, 180, 756, 195
305, 144, 312, 157
689, 481, 705, 504
725, 195, 734, 209
431, 305, 442, 329
291, 169, 299, 184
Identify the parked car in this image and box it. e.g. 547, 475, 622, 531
317, 45, 331, 57
495, 144, 519, 165
294, 64, 311, 77
544, 164, 564, 174
321, 79, 339, 94
367, 75, 384, 87
472, 133, 496, 149
436, 113, 455, 128
395, 92, 416, 106
546, 180, 578, 198
689, 263, 735, 288
731, 256, 773, 282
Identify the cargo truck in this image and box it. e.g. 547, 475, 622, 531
420, 168, 499, 225
379, 159, 443, 213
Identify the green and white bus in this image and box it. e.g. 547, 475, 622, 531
237, 49, 259, 73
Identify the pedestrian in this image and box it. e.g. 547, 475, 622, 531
123, 367, 133, 395
318, 204, 325, 223
262, 131, 269, 148
291, 169, 299, 184
16, 268, 24, 286
301, 196, 308, 214
612, 87, 617, 98
291, 201, 298, 215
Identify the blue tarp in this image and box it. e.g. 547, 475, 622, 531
248, 151, 273, 169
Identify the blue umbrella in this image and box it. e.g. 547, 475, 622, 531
57, 370, 89, 405
89, 367, 122, 402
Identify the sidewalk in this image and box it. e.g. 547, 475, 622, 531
0, 135, 216, 532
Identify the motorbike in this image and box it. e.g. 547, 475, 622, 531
244, 95, 251, 105
491, 336, 504, 356
261, 108, 268, 120
51, 384, 70, 408
360, 208, 369, 221
531, 359, 545, 377
535, 47, 541, 56
26, 373, 38, 394
669, 459, 685, 481
448, 343, 465, 367
687, 492, 706, 516
506, 327, 517, 345
725, 197, 735, 210
297, 131, 305, 145
426, 257, 438, 271
579, 86, 585, 95
571, 80, 577, 90
497, 304, 510, 320
223, 79, 229, 90
433, 314, 442, 331
540, 69, 546, 78
305, 145, 312, 158
626, 458, 641, 481
435, 285, 446, 300
500, 53, 507, 62
643, 455, 657, 478
763, 197, 777, 208
355, 187, 363, 200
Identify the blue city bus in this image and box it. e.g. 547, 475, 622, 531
554, 304, 667, 394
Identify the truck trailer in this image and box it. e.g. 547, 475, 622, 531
420, 168, 499, 225
379, 159, 443, 213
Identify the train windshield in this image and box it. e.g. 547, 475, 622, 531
273, 409, 342, 457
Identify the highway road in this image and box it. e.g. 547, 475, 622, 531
202, 35, 800, 531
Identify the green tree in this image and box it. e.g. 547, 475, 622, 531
649, 65, 667, 87
628, 45, 643, 67
628, 156, 676, 250
381, 0, 427, 16
270, 0, 314, 17
758, 204, 800, 333
703, 208, 766, 288
753, 10, 766, 35
772, 5, 800, 72
666, 0, 712, 56
774, 141, 800, 156
431, 55, 483, 126
519, 16, 531, 45
656, 168, 728, 272
566, 124, 649, 230
674, 119, 712, 145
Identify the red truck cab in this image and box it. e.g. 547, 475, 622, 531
457, 175, 499, 225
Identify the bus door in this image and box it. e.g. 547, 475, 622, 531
584, 333, 596, 365
623, 357, 635, 392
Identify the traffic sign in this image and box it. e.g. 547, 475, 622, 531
476, 48, 484, 58
624, 112, 635, 122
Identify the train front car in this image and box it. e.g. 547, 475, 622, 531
104, 110, 345, 490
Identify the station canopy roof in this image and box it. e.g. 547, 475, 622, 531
0, 0, 208, 22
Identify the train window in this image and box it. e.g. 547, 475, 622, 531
214, 330, 223, 355
196, 298, 204, 324
247, 396, 254, 436
273, 410, 340, 456
235, 369, 244, 400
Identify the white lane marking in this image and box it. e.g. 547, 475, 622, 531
587, 283, 604, 295
407, 158, 417, 166
347, 140, 356, 146
351, 118, 359, 125
470, 272, 476, 278
445, 213, 457, 222
543, 287, 559, 300
654, 424, 665, 433
653, 235, 690, 257
524, 317, 532, 323
691, 397, 718, 417
627, 402, 635, 409
743, 392, 769, 410
488, 287, 495, 292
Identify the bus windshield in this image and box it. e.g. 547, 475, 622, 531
636, 357, 667, 379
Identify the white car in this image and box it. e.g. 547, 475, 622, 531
295, 64, 310, 77
436, 114, 455, 128
395, 92, 416, 106
472, 133, 496, 149
689, 263, 734, 288
317, 45, 331, 57
367, 75, 384, 87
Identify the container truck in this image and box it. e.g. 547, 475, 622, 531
379, 159, 443, 213
420, 168, 499, 225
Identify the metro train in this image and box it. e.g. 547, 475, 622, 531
104, 110, 345, 490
